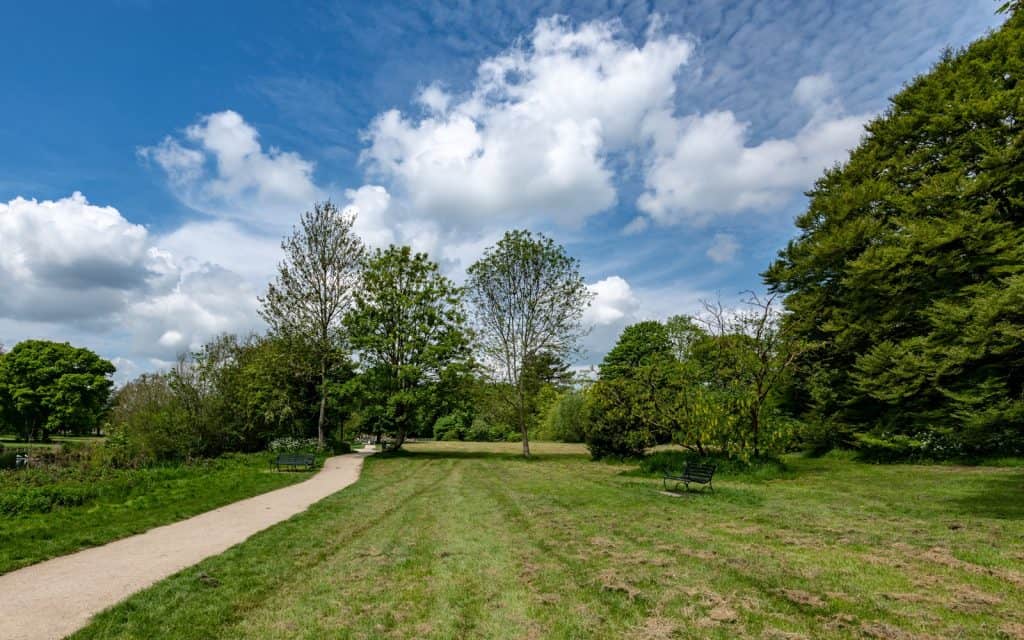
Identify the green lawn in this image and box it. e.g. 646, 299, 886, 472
74, 442, 1024, 639
0, 433, 107, 450
0, 452, 313, 574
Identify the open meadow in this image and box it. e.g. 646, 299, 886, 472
74, 442, 1024, 640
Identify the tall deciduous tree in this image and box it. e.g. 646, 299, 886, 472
466, 230, 592, 457
344, 246, 472, 449
0, 340, 114, 441
260, 201, 365, 447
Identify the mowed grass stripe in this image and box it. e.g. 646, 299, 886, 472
73, 443, 1024, 639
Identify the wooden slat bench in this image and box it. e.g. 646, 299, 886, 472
272, 453, 315, 471
663, 462, 717, 492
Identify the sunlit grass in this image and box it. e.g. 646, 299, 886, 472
75, 442, 1024, 639
0, 452, 311, 574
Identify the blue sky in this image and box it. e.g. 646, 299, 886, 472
0, 1, 1007, 379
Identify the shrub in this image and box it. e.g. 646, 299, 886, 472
536, 390, 587, 442
433, 413, 469, 441
583, 379, 657, 459
268, 437, 321, 454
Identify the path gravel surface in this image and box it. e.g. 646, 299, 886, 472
0, 448, 373, 640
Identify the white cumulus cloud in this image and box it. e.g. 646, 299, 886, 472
584, 275, 639, 326
360, 15, 693, 228
0, 192, 265, 367
635, 73, 870, 225
140, 110, 323, 228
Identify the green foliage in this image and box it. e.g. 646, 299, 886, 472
764, 13, 1024, 456
260, 201, 366, 446
267, 437, 320, 454
598, 320, 673, 380
345, 246, 474, 449
0, 451, 306, 574
0, 340, 114, 441
536, 389, 588, 442
107, 334, 344, 464
585, 307, 803, 460
466, 229, 592, 456
433, 412, 471, 441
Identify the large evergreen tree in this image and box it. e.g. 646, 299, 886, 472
764, 10, 1024, 456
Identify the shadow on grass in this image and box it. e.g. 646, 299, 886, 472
947, 470, 1024, 520
618, 449, 793, 482
378, 448, 589, 462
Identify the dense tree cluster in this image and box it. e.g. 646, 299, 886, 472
765, 10, 1024, 458
583, 299, 803, 461
0, 340, 114, 442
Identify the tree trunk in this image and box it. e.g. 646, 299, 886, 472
317, 358, 327, 448
517, 384, 530, 457
751, 407, 760, 457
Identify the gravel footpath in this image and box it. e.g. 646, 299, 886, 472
0, 447, 373, 640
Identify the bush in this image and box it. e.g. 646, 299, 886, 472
326, 437, 352, 455
433, 413, 469, 441
583, 379, 657, 459
536, 390, 587, 442
852, 432, 927, 462
267, 437, 321, 454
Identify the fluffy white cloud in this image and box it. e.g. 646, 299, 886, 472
125, 263, 262, 359
0, 193, 159, 323
636, 74, 870, 225
706, 233, 739, 264
158, 220, 282, 286
360, 16, 693, 227
140, 110, 323, 227
0, 193, 264, 367
584, 276, 639, 326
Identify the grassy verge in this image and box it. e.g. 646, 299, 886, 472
0, 452, 314, 574
0, 434, 106, 451
75, 441, 1024, 639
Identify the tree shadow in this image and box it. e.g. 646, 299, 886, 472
379, 448, 588, 462
947, 471, 1024, 520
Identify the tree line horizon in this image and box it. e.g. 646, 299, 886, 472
1, 8, 1021, 463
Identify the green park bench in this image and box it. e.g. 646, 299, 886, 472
272, 453, 316, 471
663, 462, 716, 492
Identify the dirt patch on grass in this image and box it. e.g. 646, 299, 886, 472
950, 586, 1003, 613
626, 616, 678, 639
919, 546, 1024, 586
859, 621, 945, 640
597, 568, 641, 600
777, 588, 827, 608
1000, 622, 1024, 640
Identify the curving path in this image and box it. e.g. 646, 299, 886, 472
0, 447, 374, 640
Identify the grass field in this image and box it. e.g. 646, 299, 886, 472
0, 433, 106, 451
0, 452, 313, 574
71, 441, 1024, 639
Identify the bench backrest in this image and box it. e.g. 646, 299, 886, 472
682, 463, 716, 482
276, 453, 315, 464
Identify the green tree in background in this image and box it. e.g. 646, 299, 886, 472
260, 201, 365, 448
466, 230, 592, 457
0, 340, 114, 441
764, 11, 1024, 456
598, 321, 673, 380
345, 246, 473, 450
